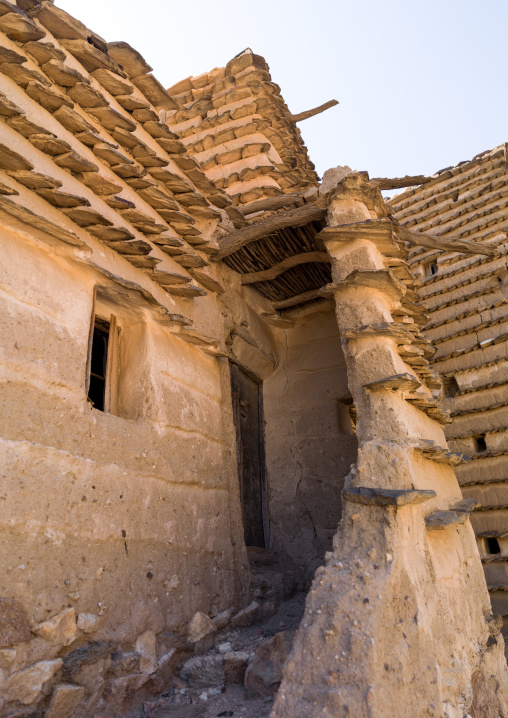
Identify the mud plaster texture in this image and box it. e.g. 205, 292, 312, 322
0, 1, 506, 714
0, 210, 354, 716
264, 309, 357, 578
272, 184, 508, 717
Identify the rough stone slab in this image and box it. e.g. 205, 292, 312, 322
35, 188, 90, 208
52, 105, 96, 134
364, 373, 422, 392
414, 440, 470, 466
33, 607, 77, 646
77, 171, 122, 196
90, 68, 133, 96
87, 106, 136, 132
24, 40, 67, 65
187, 611, 216, 644
231, 600, 260, 627
4, 659, 63, 704
0, 45, 28, 65
180, 654, 225, 688
62, 207, 113, 227
0, 143, 34, 172
60, 39, 125, 75
0, 10, 46, 42
33, 1, 89, 40
245, 631, 294, 698
0, 597, 31, 647
211, 608, 233, 630
76, 613, 100, 634
104, 238, 151, 255
67, 81, 108, 108
344, 486, 437, 507
41, 59, 85, 87
28, 134, 72, 156
1, 62, 48, 89
161, 284, 206, 298
26, 80, 74, 112
54, 150, 99, 173
45, 683, 85, 718
426, 500, 479, 531
87, 225, 134, 241
188, 268, 225, 294
174, 254, 208, 269
0, 89, 23, 116
425, 510, 469, 530
0, 195, 87, 248
123, 254, 161, 270
131, 73, 178, 110
107, 41, 152, 78
135, 630, 157, 674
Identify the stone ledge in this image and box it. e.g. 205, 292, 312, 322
343, 486, 436, 507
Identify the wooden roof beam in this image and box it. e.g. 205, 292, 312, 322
272, 288, 324, 310
241, 251, 330, 285
241, 187, 317, 216
371, 175, 433, 190
395, 224, 498, 257
291, 100, 339, 123
217, 202, 327, 259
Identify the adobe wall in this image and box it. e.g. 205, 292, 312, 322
0, 218, 257, 715
0, 207, 354, 713
263, 306, 357, 578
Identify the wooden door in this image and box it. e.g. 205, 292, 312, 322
230, 362, 266, 548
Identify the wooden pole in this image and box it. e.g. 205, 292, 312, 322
290, 100, 339, 123
217, 203, 327, 259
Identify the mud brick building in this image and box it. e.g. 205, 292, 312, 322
0, 1, 507, 716
390, 146, 508, 642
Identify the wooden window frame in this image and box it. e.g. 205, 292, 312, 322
85, 289, 120, 414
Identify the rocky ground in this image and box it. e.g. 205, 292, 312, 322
133, 592, 306, 718
118, 546, 309, 718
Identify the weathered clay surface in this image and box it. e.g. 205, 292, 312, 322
0, 598, 31, 648
272, 175, 508, 717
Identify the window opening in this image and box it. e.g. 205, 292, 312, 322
429, 261, 438, 276
88, 317, 110, 412
473, 434, 487, 453
487, 537, 501, 555
443, 376, 460, 398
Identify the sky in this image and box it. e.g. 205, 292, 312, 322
57, 0, 508, 184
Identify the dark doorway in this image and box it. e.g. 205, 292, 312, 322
230, 363, 266, 548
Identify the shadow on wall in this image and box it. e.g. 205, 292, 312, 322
262, 306, 358, 580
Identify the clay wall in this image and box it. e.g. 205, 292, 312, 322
390, 144, 508, 649
0, 208, 354, 713
263, 306, 357, 578
0, 218, 255, 714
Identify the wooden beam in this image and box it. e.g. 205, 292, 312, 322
241, 188, 317, 216
241, 251, 330, 285
272, 288, 324, 310
217, 203, 327, 259
395, 225, 498, 257
291, 100, 339, 123
371, 175, 433, 190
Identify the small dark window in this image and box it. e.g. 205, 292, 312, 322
88, 317, 110, 411
443, 376, 460, 398
425, 260, 439, 278
487, 537, 501, 555
473, 434, 487, 453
